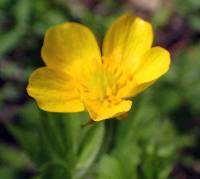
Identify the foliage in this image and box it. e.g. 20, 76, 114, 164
174, 0, 200, 31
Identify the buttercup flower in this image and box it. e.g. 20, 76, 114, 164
27, 14, 171, 121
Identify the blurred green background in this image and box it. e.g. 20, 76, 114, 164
0, 0, 200, 178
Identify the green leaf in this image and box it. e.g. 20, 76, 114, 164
0, 144, 31, 169
0, 167, 16, 179
96, 155, 124, 179
7, 123, 39, 162
40, 161, 72, 179
75, 122, 105, 178
0, 0, 31, 59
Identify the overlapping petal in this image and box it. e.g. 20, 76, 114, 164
27, 67, 84, 112
103, 14, 153, 66
134, 47, 171, 83
84, 98, 132, 121
41, 22, 101, 75
119, 47, 170, 98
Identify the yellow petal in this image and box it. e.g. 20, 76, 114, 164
120, 47, 170, 98
27, 67, 84, 112
134, 47, 171, 83
117, 47, 170, 98
41, 22, 101, 75
126, 81, 155, 98
103, 14, 153, 62
84, 99, 132, 121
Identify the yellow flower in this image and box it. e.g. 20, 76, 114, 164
27, 14, 171, 121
